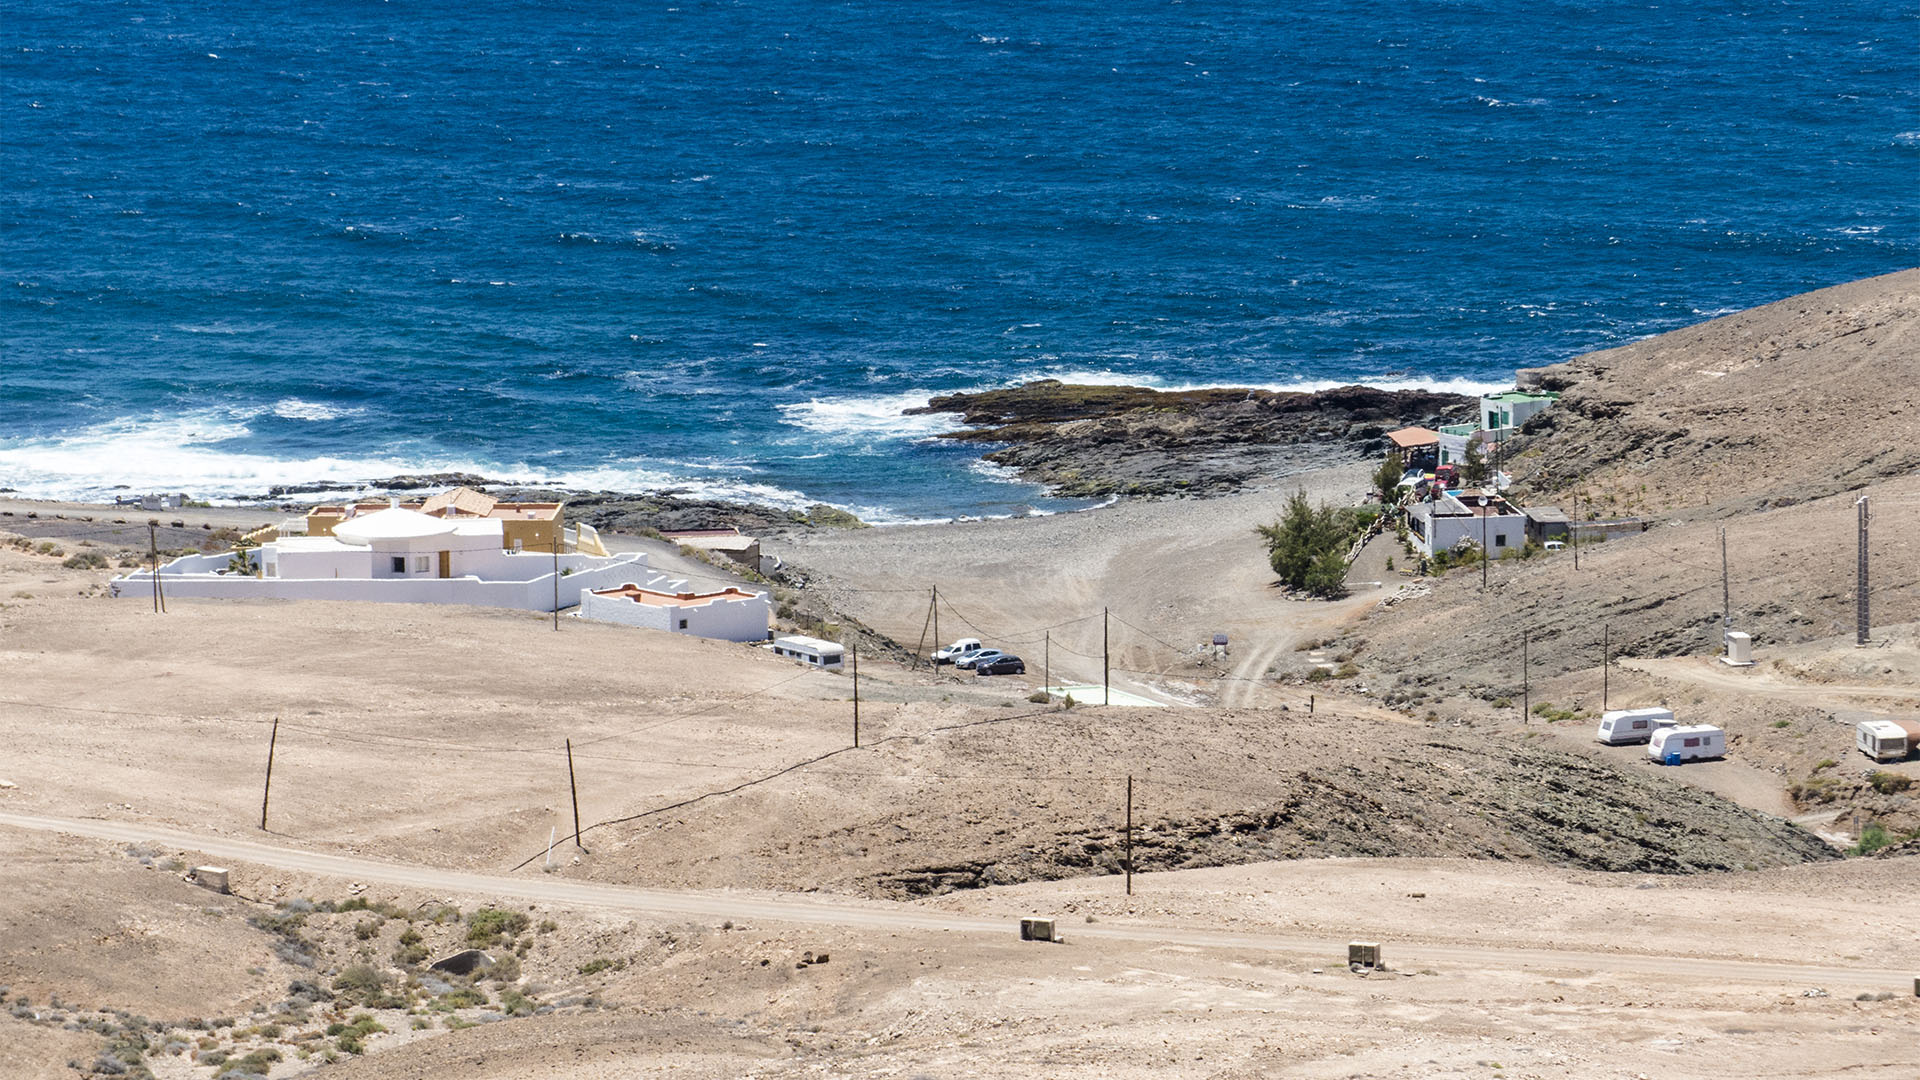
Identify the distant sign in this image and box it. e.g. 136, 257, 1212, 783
1212, 633, 1229, 647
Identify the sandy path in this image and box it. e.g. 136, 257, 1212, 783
3, 811, 1906, 993
1622, 656, 1918, 703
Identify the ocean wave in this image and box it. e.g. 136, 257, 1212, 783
775, 392, 964, 439
271, 398, 365, 422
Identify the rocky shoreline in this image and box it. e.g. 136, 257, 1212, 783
213, 380, 1473, 533
907, 380, 1474, 497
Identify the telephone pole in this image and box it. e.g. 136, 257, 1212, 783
851, 644, 860, 747
1102, 607, 1110, 706
1521, 629, 1529, 723
1602, 623, 1610, 711
1043, 631, 1050, 698
259, 717, 279, 831
1719, 527, 1730, 644
566, 739, 585, 850
1123, 774, 1134, 897
932, 587, 940, 655
148, 521, 166, 613
1571, 488, 1580, 570
552, 534, 561, 631
1856, 496, 1870, 646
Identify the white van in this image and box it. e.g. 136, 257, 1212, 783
932, 637, 983, 665
1648, 725, 1725, 764
1856, 719, 1919, 763
1595, 707, 1675, 745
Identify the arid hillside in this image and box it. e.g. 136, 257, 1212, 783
1507, 268, 1920, 515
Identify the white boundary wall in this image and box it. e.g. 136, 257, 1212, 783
110, 551, 650, 613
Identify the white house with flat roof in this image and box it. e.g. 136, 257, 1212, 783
579, 583, 770, 642
110, 503, 647, 612
1406, 491, 1528, 558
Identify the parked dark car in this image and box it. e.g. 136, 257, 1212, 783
975, 654, 1025, 676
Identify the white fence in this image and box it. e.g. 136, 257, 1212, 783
110, 552, 649, 612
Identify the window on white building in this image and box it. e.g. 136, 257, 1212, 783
390, 556, 406, 574
414, 555, 431, 573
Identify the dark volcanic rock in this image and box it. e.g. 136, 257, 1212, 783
905, 380, 1475, 497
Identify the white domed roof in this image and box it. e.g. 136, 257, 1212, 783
332, 506, 457, 546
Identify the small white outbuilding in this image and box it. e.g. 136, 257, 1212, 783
771, 635, 844, 670
578, 583, 770, 642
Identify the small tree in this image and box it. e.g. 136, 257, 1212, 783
226, 537, 258, 576
1462, 437, 1490, 487
1373, 452, 1404, 506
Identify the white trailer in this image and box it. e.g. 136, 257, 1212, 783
1596, 707, 1676, 745
1648, 725, 1725, 765
1856, 719, 1920, 763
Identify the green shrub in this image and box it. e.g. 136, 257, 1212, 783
578, 957, 626, 976
1867, 771, 1913, 795
466, 908, 530, 946
1851, 823, 1891, 855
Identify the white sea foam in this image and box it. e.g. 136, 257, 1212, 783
271, 398, 364, 422
775, 391, 963, 439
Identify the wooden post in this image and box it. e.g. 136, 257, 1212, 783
1044, 631, 1050, 699
1124, 774, 1134, 896
552, 534, 561, 630
852, 644, 860, 748
1309, 694, 1314, 715
1521, 629, 1530, 723
567, 738, 584, 850
259, 717, 279, 831
1602, 624, 1610, 711
1572, 488, 1580, 570
931, 586, 940, 657
1103, 607, 1110, 706
148, 520, 166, 613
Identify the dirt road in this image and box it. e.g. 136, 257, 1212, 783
4, 810, 1905, 993
1620, 656, 1920, 705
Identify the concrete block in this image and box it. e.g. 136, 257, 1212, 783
1348, 941, 1381, 971
189, 867, 230, 895
1019, 917, 1058, 943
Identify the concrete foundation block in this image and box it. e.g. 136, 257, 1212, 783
189, 867, 230, 895
1019, 917, 1058, 943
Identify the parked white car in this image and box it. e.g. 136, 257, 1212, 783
932, 637, 983, 665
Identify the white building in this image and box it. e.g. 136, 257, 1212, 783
770, 635, 844, 670
110, 504, 648, 612
1406, 492, 1528, 558
579, 583, 770, 642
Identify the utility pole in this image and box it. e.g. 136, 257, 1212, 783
931, 586, 940, 655
1102, 607, 1110, 706
1571, 488, 1580, 570
851, 644, 860, 748
259, 717, 279, 830
1521, 629, 1530, 723
1602, 623, 1610, 711
1719, 526, 1730, 645
148, 521, 166, 613
1857, 495, 1870, 646
1124, 774, 1134, 897
1044, 631, 1050, 698
566, 739, 585, 850
1478, 495, 1490, 590
552, 533, 561, 631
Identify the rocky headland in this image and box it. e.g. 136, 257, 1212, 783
906, 380, 1474, 497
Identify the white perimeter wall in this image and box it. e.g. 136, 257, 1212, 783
578, 586, 770, 643
111, 552, 650, 612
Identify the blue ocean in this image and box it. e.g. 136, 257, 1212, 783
3, 1, 1914, 521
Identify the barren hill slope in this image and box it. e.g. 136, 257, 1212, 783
1508, 268, 1920, 515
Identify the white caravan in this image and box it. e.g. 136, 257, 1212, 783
1648, 725, 1725, 764
1855, 719, 1920, 763
1595, 707, 1676, 745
